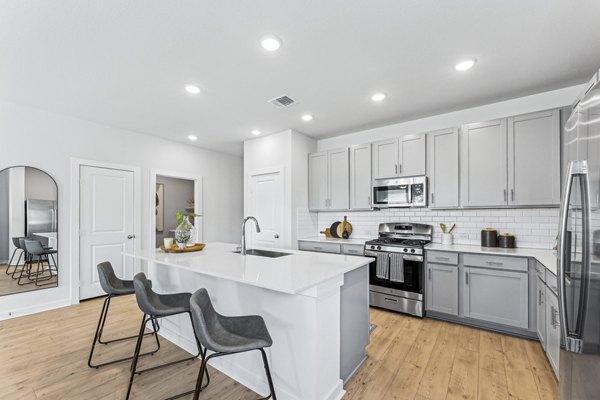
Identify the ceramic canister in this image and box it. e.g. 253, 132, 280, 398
481, 228, 498, 247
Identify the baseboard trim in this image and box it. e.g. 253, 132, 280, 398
0, 298, 71, 321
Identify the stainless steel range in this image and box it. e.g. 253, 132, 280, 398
364, 222, 433, 317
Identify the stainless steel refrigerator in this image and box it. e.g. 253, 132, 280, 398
559, 68, 600, 399
25, 198, 57, 243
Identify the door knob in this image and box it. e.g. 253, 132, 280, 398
274, 234, 279, 239
127, 235, 136, 239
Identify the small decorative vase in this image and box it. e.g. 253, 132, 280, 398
175, 216, 193, 247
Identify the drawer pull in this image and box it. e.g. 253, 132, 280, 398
436, 257, 450, 261
347, 249, 359, 253
384, 297, 398, 303
486, 261, 504, 267
314, 246, 323, 250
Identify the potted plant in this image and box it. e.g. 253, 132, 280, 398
175, 212, 202, 248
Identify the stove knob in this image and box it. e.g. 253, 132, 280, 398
403, 248, 408, 252
410, 248, 415, 253
377, 246, 382, 250
370, 245, 375, 250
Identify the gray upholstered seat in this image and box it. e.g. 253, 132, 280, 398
190, 288, 273, 354
133, 272, 192, 317
97, 261, 138, 296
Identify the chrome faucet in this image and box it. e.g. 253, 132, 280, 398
241, 216, 261, 255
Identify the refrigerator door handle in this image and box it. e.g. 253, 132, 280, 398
558, 160, 590, 354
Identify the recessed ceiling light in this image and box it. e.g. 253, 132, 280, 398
260, 35, 281, 52
371, 93, 387, 102
251, 130, 261, 136
301, 114, 313, 121
455, 59, 476, 71
185, 85, 201, 94
187, 134, 198, 141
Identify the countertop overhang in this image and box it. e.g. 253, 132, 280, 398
124, 242, 373, 295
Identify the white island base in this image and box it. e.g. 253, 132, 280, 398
126, 243, 371, 400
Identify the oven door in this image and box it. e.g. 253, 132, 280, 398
366, 251, 423, 299
373, 183, 412, 208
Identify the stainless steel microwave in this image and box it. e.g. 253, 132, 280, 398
372, 176, 427, 208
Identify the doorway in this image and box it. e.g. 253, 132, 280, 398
78, 165, 137, 300
246, 168, 284, 248
149, 169, 203, 251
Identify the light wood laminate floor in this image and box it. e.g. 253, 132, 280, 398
0, 296, 557, 400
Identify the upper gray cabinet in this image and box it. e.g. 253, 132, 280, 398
308, 148, 349, 211
428, 128, 459, 208
372, 134, 426, 179
460, 119, 508, 207
508, 110, 560, 206
349, 144, 372, 210
399, 134, 426, 177
461, 110, 560, 208
372, 139, 398, 179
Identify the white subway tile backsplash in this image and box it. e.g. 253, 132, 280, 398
315, 207, 559, 249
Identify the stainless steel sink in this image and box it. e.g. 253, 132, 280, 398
233, 249, 292, 258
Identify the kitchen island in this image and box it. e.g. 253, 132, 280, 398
124, 243, 373, 400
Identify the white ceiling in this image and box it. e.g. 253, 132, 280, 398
1, 1, 600, 155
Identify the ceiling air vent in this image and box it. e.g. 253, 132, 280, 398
268, 95, 296, 108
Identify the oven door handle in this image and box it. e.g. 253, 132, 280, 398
402, 255, 423, 262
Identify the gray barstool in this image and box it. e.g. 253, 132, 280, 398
88, 262, 160, 369
183, 288, 276, 400
126, 272, 210, 400
19, 240, 57, 286
5, 237, 25, 276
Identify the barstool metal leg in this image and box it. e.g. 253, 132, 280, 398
126, 313, 149, 400
259, 348, 277, 400
11, 251, 24, 279
88, 296, 160, 369
5, 248, 21, 275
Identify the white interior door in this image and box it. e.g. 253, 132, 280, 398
247, 169, 284, 249
79, 166, 135, 299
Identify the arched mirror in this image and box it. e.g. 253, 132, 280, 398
0, 166, 58, 296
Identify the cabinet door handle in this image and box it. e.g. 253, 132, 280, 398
395, 164, 398, 175
486, 261, 504, 267
511, 189, 515, 202
399, 164, 402, 174
367, 196, 371, 206
465, 271, 469, 285
504, 189, 507, 202
428, 269, 431, 280
538, 290, 543, 306
555, 308, 560, 328
550, 306, 555, 327
431, 192, 435, 204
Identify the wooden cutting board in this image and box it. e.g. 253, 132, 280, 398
336, 216, 353, 238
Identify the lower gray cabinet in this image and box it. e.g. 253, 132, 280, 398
426, 263, 459, 316
462, 267, 529, 329
545, 288, 560, 376
536, 277, 546, 349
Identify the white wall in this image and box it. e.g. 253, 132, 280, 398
310, 84, 588, 249
0, 100, 243, 319
318, 84, 585, 150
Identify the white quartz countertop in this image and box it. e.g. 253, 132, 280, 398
298, 236, 369, 245
426, 243, 557, 275
124, 242, 373, 295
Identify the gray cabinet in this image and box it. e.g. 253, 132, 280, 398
399, 134, 426, 177
462, 266, 529, 328
460, 119, 508, 207
349, 144, 372, 210
329, 148, 350, 210
372, 134, 426, 180
372, 139, 398, 179
428, 128, 459, 208
545, 288, 560, 376
508, 110, 560, 206
308, 148, 349, 211
536, 276, 546, 349
426, 263, 459, 316
308, 152, 329, 210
